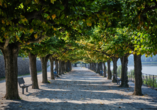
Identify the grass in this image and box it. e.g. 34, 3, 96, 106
143, 78, 157, 88
47, 80, 51, 84
18, 73, 30, 77
0, 77, 5, 81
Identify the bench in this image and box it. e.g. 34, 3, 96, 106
53, 71, 60, 78
113, 74, 121, 85
100, 70, 103, 76
18, 77, 32, 94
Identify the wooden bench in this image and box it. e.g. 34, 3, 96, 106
18, 77, 32, 94
100, 70, 103, 76
114, 74, 121, 85
53, 71, 60, 78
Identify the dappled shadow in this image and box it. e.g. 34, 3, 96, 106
1, 68, 157, 110
3, 92, 157, 110
1, 100, 136, 110
25, 88, 132, 101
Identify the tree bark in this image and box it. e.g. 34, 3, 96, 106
107, 60, 112, 79
66, 60, 70, 72
92, 63, 94, 70
120, 55, 129, 87
96, 63, 100, 73
61, 61, 63, 74
103, 62, 106, 77
97, 62, 102, 74
96, 63, 99, 73
70, 62, 72, 71
55, 60, 59, 74
60, 61, 62, 74
99, 62, 102, 74
2, 44, 20, 99
40, 56, 49, 83
133, 54, 143, 95
29, 53, 39, 89
64, 61, 66, 73
94, 63, 96, 72
66, 61, 68, 72
91, 63, 93, 70
112, 58, 118, 83
49, 57, 55, 79
58, 60, 62, 75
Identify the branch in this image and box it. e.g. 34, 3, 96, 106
142, 5, 157, 14
26, 34, 45, 44
25, 10, 43, 20
0, 43, 4, 49
3, 38, 10, 49
133, 4, 157, 23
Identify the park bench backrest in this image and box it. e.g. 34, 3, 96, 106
18, 77, 25, 86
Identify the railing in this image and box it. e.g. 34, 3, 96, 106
142, 74, 157, 89
128, 70, 157, 89
111, 68, 157, 89
90, 67, 157, 89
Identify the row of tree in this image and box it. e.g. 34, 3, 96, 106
0, 0, 157, 99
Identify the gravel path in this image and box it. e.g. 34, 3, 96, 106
0, 67, 157, 110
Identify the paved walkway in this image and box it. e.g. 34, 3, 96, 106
0, 67, 157, 110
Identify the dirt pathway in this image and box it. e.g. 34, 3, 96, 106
0, 67, 157, 110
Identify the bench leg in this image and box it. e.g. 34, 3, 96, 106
26, 87, 28, 92
22, 88, 24, 94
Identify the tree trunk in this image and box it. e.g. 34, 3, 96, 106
29, 53, 39, 89
70, 62, 72, 71
120, 55, 129, 87
61, 61, 64, 74
94, 63, 96, 72
96, 63, 100, 73
55, 60, 58, 74
91, 63, 93, 70
92, 63, 94, 70
99, 62, 102, 74
64, 61, 66, 73
96, 63, 99, 73
2, 44, 20, 99
49, 57, 55, 79
107, 60, 112, 79
103, 62, 106, 77
133, 54, 143, 95
58, 60, 62, 75
66, 61, 70, 72
68, 61, 71, 71
112, 58, 118, 83
40, 56, 49, 83
66, 61, 68, 72
97, 62, 102, 74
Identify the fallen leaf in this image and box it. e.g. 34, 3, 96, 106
100, 102, 103, 105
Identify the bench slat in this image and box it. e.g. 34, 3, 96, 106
17, 77, 32, 94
